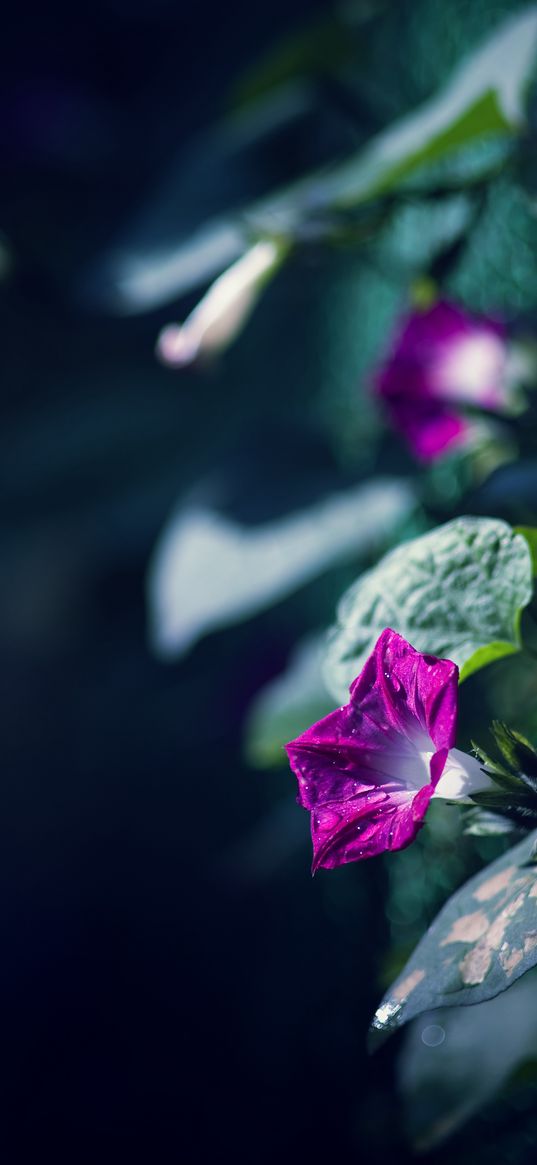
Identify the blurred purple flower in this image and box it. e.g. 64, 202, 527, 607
374, 301, 509, 461
286, 629, 490, 871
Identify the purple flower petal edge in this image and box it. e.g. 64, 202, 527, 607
286, 629, 458, 871
374, 300, 507, 462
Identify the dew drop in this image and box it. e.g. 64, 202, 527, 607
421, 1024, 445, 1048
371, 999, 402, 1030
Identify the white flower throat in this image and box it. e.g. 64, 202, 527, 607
428, 747, 494, 801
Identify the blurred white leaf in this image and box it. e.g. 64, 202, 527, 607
84, 82, 314, 313
113, 220, 247, 314
399, 971, 537, 1151
243, 632, 334, 769
147, 478, 414, 658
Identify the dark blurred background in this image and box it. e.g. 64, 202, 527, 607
3, 1, 537, 1161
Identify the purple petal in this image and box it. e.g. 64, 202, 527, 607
387, 301, 504, 367
286, 630, 458, 869
374, 300, 507, 462
379, 398, 469, 462
310, 783, 433, 869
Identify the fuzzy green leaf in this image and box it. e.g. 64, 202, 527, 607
243, 633, 334, 769
515, 526, 537, 576
324, 517, 533, 703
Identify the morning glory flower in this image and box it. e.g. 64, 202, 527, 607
156, 240, 284, 367
374, 300, 511, 462
286, 628, 493, 871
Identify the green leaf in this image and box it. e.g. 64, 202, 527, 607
101, 8, 537, 311
448, 176, 537, 312
459, 640, 521, 682
399, 971, 537, 1151
492, 721, 537, 787
243, 633, 334, 769
370, 829, 537, 1042
464, 807, 517, 838
249, 7, 537, 227
469, 790, 537, 829
230, 7, 357, 106
375, 193, 473, 275
324, 517, 533, 703
469, 723, 537, 828
471, 738, 514, 783
516, 526, 537, 575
